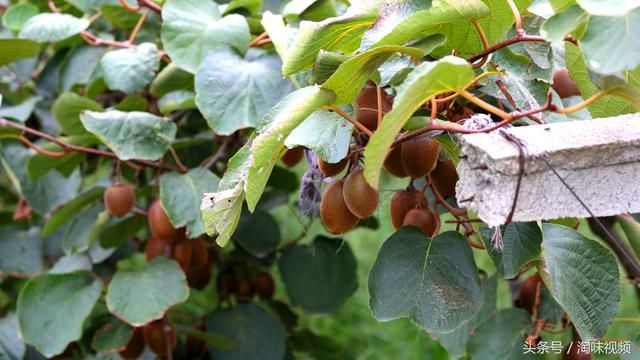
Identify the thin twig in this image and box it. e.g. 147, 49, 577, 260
120, 0, 140, 11
506, 0, 523, 33
168, 146, 188, 173
248, 32, 269, 47
324, 106, 374, 137
128, 9, 149, 44
201, 138, 231, 169
376, 85, 384, 129
138, 0, 161, 13
471, 19, 490, 68
467, 35, 546, 64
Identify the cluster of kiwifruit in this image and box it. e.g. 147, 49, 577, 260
216, 265, 276, 303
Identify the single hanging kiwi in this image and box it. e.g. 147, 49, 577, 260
143, 320, 177, 356
320, 180, 359, 234
356, 87, 392, 131
281, 147, 305, 167
172, 236, 193, 270
318, 157, 349, 177
104, 183, 135, 217
401, 136, 440, 178
343, 168, 379, 219
189, 236, 209, 268
145, 235, 169, 261
403, 208, 437, 236
552, 69, 581, 98
383, 145, 407, 178
519, 273, 542, 315
431, 159, 459, 198
148, 201, 179, 242
389, 189, 427, 230
254, 271, 275, 299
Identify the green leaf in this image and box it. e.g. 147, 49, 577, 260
245, 86, 335, 210
19, 13, 90, 43
0, 96, 41, 123
65, 0, 120, 12
114, 95, 149, 111
17, 272, 102, 358
235, 209, 281, 257
158, 90, 196, 114
322, 45, 425, 105
363, 56, 473, 189
580, 8, 640, 74
99, 214, 147, 248
619, 215, 640, 258
576, 0, 640, 16
542, 223, 620, 340
540, 5, 588, 42
194, 48, 293, 135
0, 227, 43, 274
52, 93, 104, 135
159, 168, 219, 238
0, 38, 40, 67
106, 257, 189, 326
92, 318, 132, 353
284, 109, 353, 163
260, 11, 289, 62
180, 328, 234, 351
0, 313, 25, 360
279, 236, 356, 313
481, 222, 542, 279
100, 4, 141, 29
161, 0, 251, 73
600, 75, 640, 110
27, 134, 99, 180
368, 228, 482, 332
49, 254, 93, 274
42, 186, 105, 237
63, 205, 105, 255
149, 63, 194, 97
207, 303, 286, 360
59, 45, 106, 92
2, 3, 39, 32
466, 308, 532, 360
80, 110, 177, 161
100, 43, 160, 94
282, 3, 382, 76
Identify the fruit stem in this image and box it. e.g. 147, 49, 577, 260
376, 85, 384, 129
17, 136, 68, 158
168, 146, 188, 173
324, 106, 374, 137
470, 19, 490, 68
119, 0, 140, 11
555, 91, 605, 114
128, 8, 149, 44
506, 0, 523, 33
459, 89, 511, 119
249, 32, 270, 47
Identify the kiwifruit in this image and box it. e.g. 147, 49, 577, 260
389, 190, 427, 230
148, 201, 179, 242
185, 333, 208, 359
343, 168, 379, 219
118, 327, 144, 360
552, 69, 581, 98
235, 279, 254, 302
104, 183, 135, 217
431, 160, 459, 198
189, 237, 209, 268
383, 146, 407, 178
172, 237, 193, 270
281, 147, 305, 167
519, 273, 542, 315
143, 320, 177, 356
401, 136, 440, 179
254, 271, 275, 299
216, 271, 235, 301
146, 235, 169, 262
320, 180, 360, 234
403, 208, 437, 236
356, 87, 392, 131
189, 265, 212, 290
562, 344, 592, 360
318, 157, 349, 177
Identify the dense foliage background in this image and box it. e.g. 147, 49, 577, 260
1, 0, 640, 359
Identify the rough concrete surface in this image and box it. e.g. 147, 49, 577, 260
455, 114, 640, 226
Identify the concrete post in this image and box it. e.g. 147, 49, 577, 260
455, 114, 640, 226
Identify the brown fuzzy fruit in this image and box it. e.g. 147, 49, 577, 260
216, 271, 235, 301
235, 279, 255, 302
383, 146, 407, 178
318, 157, 349, 177
320, 180, 360, 234
403, 208, 437, 236
254, 271, 275, 299
104, 183, 135, 217
119, 327, 144, 360
562, 343, 592, 360
431, 160, 459, 198
146, 235, 169, 262
519, 273, 542, 315
389, 190, 426, 230
281, 147, 305, 167
190, 237, 209, 268
356, 87, 393, 131
187, 265, 212, 290
343, 168, 379, 219
401, 136, 440, 179
172, 237, 193, 270
143, 320, 177, 356
552, 69, 581, 98
185, 333, 208, 359
148, 201, 179, 242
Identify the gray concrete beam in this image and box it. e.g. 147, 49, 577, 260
455, 114, 640, 226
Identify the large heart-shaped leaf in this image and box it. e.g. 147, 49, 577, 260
17, 272, 102, 358
100, 43, 160, 94
368, 228, 482, 332
279, 236, 357, 313
234, 209, 281, 258
161, 0, 251, 73
194, 48, 293, 135
466, 308, 532, 360
106, 257, 189, 326
0, 313, 25, 360
363, 56, 474, 189
52, 92, 104, 135
542, 224, 620, 341
0, 227, 43, 275
284, 109, 353, 163
80, 110, 177, 161
19, 13, 89, 42
159, 168, 219, 238
2, 3, 39, 32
